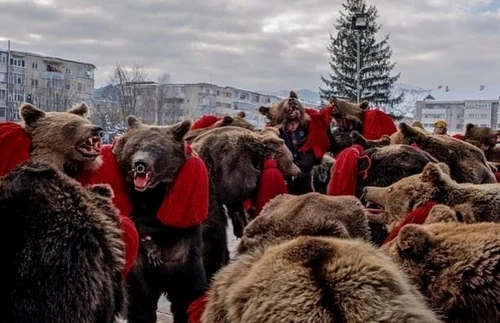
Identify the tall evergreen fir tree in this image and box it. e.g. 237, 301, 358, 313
319, 0, 403, 109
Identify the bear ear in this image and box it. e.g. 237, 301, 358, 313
20, 103, 45, 126
465, 123, 475, 131
219, 116, 233, 126
259, 106, 270, 117
421, 163, 444, 184
236, 111, 246, 118
379, 135, 391, 146
126, 115, 142, 129
399, 122, 421, 139
289, 90, 298, 99
359, 101, 369, 110
425, 204, 458, 224
171, 119, 192, 141
397, 225, 434, 257
88, 184, 114, 199
67, 103, 89, 116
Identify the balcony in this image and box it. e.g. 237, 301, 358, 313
41, 71, 65, 80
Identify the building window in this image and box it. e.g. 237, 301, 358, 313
0, 72, 6, 83
66, 84, 70, 90
78, 83, 82, 91
0, 89, 6, 100
0, 53, 7, 65
9, 58, 25, 67
32, 62, 38, 69
66, 68, 72, 75
46, 64, 61, 72
0, 107, 5, 118
31, 79, 39, 87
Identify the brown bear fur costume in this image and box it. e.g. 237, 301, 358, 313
0, 103, 139, 279
259, 91, 335, 194
311, 154, 335, 194
1, 162, 126, 323
185, 111, 256, 144
390, 123, 428, 144
464, 123, 500, 163
383, 220, 500, 323
237, 192, 371, 254
201, 236, 442, 323
191, 125, 300, 282
396, 122, 496, 183
112, 116, 208, 323
363, 162, 500, 233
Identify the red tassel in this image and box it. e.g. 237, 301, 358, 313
76, 145, 138, 278
187, 294, 208, 323
191, 115, 221, 130
156, 144, 209, 227
0, 122, 32, 177
243, 199, 252, 211
327, 145, 363, 196
452, 134, 466, 141
298, 108, 333, 159
362, 109, 397, 140
495, 172, 500, 183
383, 201, 437, 245
255, 158, 288, 216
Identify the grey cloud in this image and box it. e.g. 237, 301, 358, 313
0, 0, 498, 93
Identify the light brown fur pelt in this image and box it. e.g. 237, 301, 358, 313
202, 236, 442, 323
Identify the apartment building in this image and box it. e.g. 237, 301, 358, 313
118, 82, 320, 127
414, 85, 499, 134
0, 49, 95, 122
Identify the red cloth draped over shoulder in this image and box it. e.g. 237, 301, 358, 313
191, 115, 221, 130
362, 109, 397, 140
298, 107, 333, 159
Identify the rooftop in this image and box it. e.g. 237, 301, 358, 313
421, 84, 500, 102
0, 49, 96, 68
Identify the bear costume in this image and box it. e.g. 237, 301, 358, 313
1, 162, 127, 323
0, 103, 138, 278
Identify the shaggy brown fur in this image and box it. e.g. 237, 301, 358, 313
329, 96, 369, 127
383, 222, 500, 323
390, 123, 428, 144
312, 154, 335, 193
465, 123, 499, 149
19, 103, 104, 176
350, 130, 391, 149
202, 236, 442, 323
1, 162, 126, 323
258, 91, 310, 126
237, 193, 371, 254
396, 122, 496, 183
192, 125, 300, 281
185, 112, 256, 143
363, 162, 500, 231
411, 121, 426, 130
113, 116, 207, 322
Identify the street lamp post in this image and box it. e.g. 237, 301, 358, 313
351, 14, 368, 103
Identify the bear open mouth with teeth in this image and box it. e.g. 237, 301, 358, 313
76, 134, 103, 159
132, 162, 154, 191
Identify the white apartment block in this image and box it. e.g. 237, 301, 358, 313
122, 82, 320, 127
0, 49, 95, 122
414, 86, 499, 134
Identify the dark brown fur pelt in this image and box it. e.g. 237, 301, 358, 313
329, 96, 369, 127
465, 123, 499, 149
363, 162, 500, 232
396, 122, 496, 184
312, 154, 335, 194
191, 125, 300, 281
350, 130, 391, 149
185, 112, 256, 144
237, 192, 371, 254
19, 103, 104, 176
383, 221, 500, 323
203, 236, 442, 323
1, 162, 126, 323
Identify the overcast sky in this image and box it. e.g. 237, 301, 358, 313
0, 0, 498, 92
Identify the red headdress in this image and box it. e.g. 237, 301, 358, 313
362, 108, 397, 140
382, 201, 437, 245
327, 144, 369, 196
298, 107, 333, 159
191, 115, 221, 130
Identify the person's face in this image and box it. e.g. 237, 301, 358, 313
434, 127, 445, 135
286, 120, 300, 132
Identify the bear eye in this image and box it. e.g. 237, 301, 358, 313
387, 187, 393, 193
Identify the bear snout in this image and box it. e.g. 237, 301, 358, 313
363, 186, 387, 207
131, 151, 154, 171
